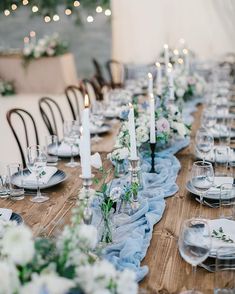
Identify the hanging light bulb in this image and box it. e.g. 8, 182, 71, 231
104, 9, 111, 16
96, 6, 102, 13
44, 15, 51, 23
11, 4, 17, 11
73, 1, 80, 7
29, 31, 36, 37
22, 0, 29, 5
32, 5, 39, 13
4, 9, 11, 16
65, 8, 72, 16
53, 14, 60, 21
87, 15, 94, 23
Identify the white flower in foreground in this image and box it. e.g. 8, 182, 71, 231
78, 224, 98, 249
1, 225, 35, 265
110, 186, 122, 201
111, 147, 129, 161
171, 122, 188, 138
0, 261, 20, 294
117, 269, 138, 294
176, 88, 185, 98
20, 273, 74, 294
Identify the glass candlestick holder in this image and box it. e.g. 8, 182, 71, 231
129, 157, 140, 211
79, 174, 94, 225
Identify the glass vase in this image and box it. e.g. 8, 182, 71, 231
114, 160, 127, 178
119, 199, 133, 215
99, 212, 113, 244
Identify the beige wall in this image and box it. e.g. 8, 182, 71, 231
112, 0, 235, 64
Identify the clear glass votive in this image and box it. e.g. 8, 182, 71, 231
214, 146, 230, 176
214, 246, 235, 293
220, 183, 235, 220
7, 163, 24, 200
45, 135, 58, 165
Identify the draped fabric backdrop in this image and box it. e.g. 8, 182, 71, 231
111, 0, 235, 64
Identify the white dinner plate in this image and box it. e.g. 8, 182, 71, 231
12, 169, 68, 190
186, 177, 234, 200
90, 124, 111, 135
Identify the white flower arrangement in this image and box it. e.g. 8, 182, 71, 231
0, 209, 138, 294
23, 33, 68, 65
0, 78, 15, 96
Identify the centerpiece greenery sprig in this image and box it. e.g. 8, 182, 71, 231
211, 227, 234, 243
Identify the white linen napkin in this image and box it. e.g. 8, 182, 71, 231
208, 219, 235, 255
0, 208, 12, 221
206, 177, 233, 196
90, 152, 102, 169
24, 167, 57, 185
58, 142, 79, 157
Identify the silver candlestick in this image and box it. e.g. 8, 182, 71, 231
79, 175, 94, 225
129, 157, 140, 211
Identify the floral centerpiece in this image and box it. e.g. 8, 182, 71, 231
0, 201, 138, 294
0, 78, 15, 96
109, 101, 190, 165
23, 33, 69, 65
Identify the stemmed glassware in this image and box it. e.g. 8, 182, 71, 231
63, 121, 80, 168
195, 128, 214, 163
91, 102, 105, 143
178, 218, 211, 294
191, 161, 214, 216
26, 145, 48, 203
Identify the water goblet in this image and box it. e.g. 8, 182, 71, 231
195, 128, 214, 163
26, 145, 48, 203
64, 121, 80, 168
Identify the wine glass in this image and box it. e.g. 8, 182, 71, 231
64, 121, 80, 168
26, 145, 48, 203
195, 128, 214, 163
91, 104, 105, 143
178, 218, 211, 294
191, 161, 214, 216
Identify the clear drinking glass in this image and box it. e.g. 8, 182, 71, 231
178, 218, 211, 294
63, 121, 79, 168
0, 163, 9, 198
214, 246, 235, 293
26, 145, 48, 203
195, 128, 214, 163
220, 183, 235, 220
7, 163, 24, 200
215, 146, 230, 176
45, 135, 58, 165
191, 161, 214, 216
218, 118, 232, 146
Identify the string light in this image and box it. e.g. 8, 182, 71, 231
87, 15, 94, 23
96, 6, 102, 13
73, 1, 80, 7
24, 36, 30, 43
178, 58, 184, 65
104, 9, 111, 16
4, 9, 10, 16
173, 49, 179, 55
22, 0, 29, 5
53, 14, 60, 21
11, 4, 17, 11
65, 8, 72, 15
183, 48, 188, 55
32, 5, 39, 13
29, 31, 36, 37
44, 15, 51, 23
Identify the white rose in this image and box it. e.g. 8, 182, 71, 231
1, 225, 35, 265
20, 273, 74, 294
47, 48, 55, 56
117, 269, 137, 294
0, 262, 19, 294
176, 88, 185, 98
78, 224, 98, 249
172, 122, 187, 138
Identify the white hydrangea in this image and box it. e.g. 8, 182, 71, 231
20, 273, 74, 294
116, 269, 138, 294
0, 261, 20, 294
171, 121, 188, 138
77, 224, 98, 250
1, 225, 35, 265
176, 88, 185, 98
110, 147, 129, 162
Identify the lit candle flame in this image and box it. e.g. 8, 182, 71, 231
155, 62, 161, 68
129, 103, 133, 108
164, 44, 168, 49
148, 72, 152, 79
84, 94, 90, 108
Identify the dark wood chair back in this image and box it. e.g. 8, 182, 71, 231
39, 97, 64, 139
92, 58, 107, 87
65, 85, 84, 123
6, 108, 39, 168
81, 79, 98, 108
106, 59, 127, 88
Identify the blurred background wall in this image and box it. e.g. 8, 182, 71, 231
112, 0, 235, 64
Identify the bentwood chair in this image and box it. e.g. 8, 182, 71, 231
65, 85, 84, 124
6, 108, 39, 168
92, 58, 107, 88
81, 79, 99, 110
39, 97, 64, 140
106, 59, 127, 88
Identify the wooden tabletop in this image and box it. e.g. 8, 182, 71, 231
0, 106, 231, 293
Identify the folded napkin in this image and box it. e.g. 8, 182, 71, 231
0, 208, 12, 221
208, 219, 235, 255
206, 177, 233, 197
58, 142, 79, 157
24, 167, 57, 185
90, 152, 102, 169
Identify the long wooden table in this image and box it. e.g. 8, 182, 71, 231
0, 106, 229, 293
